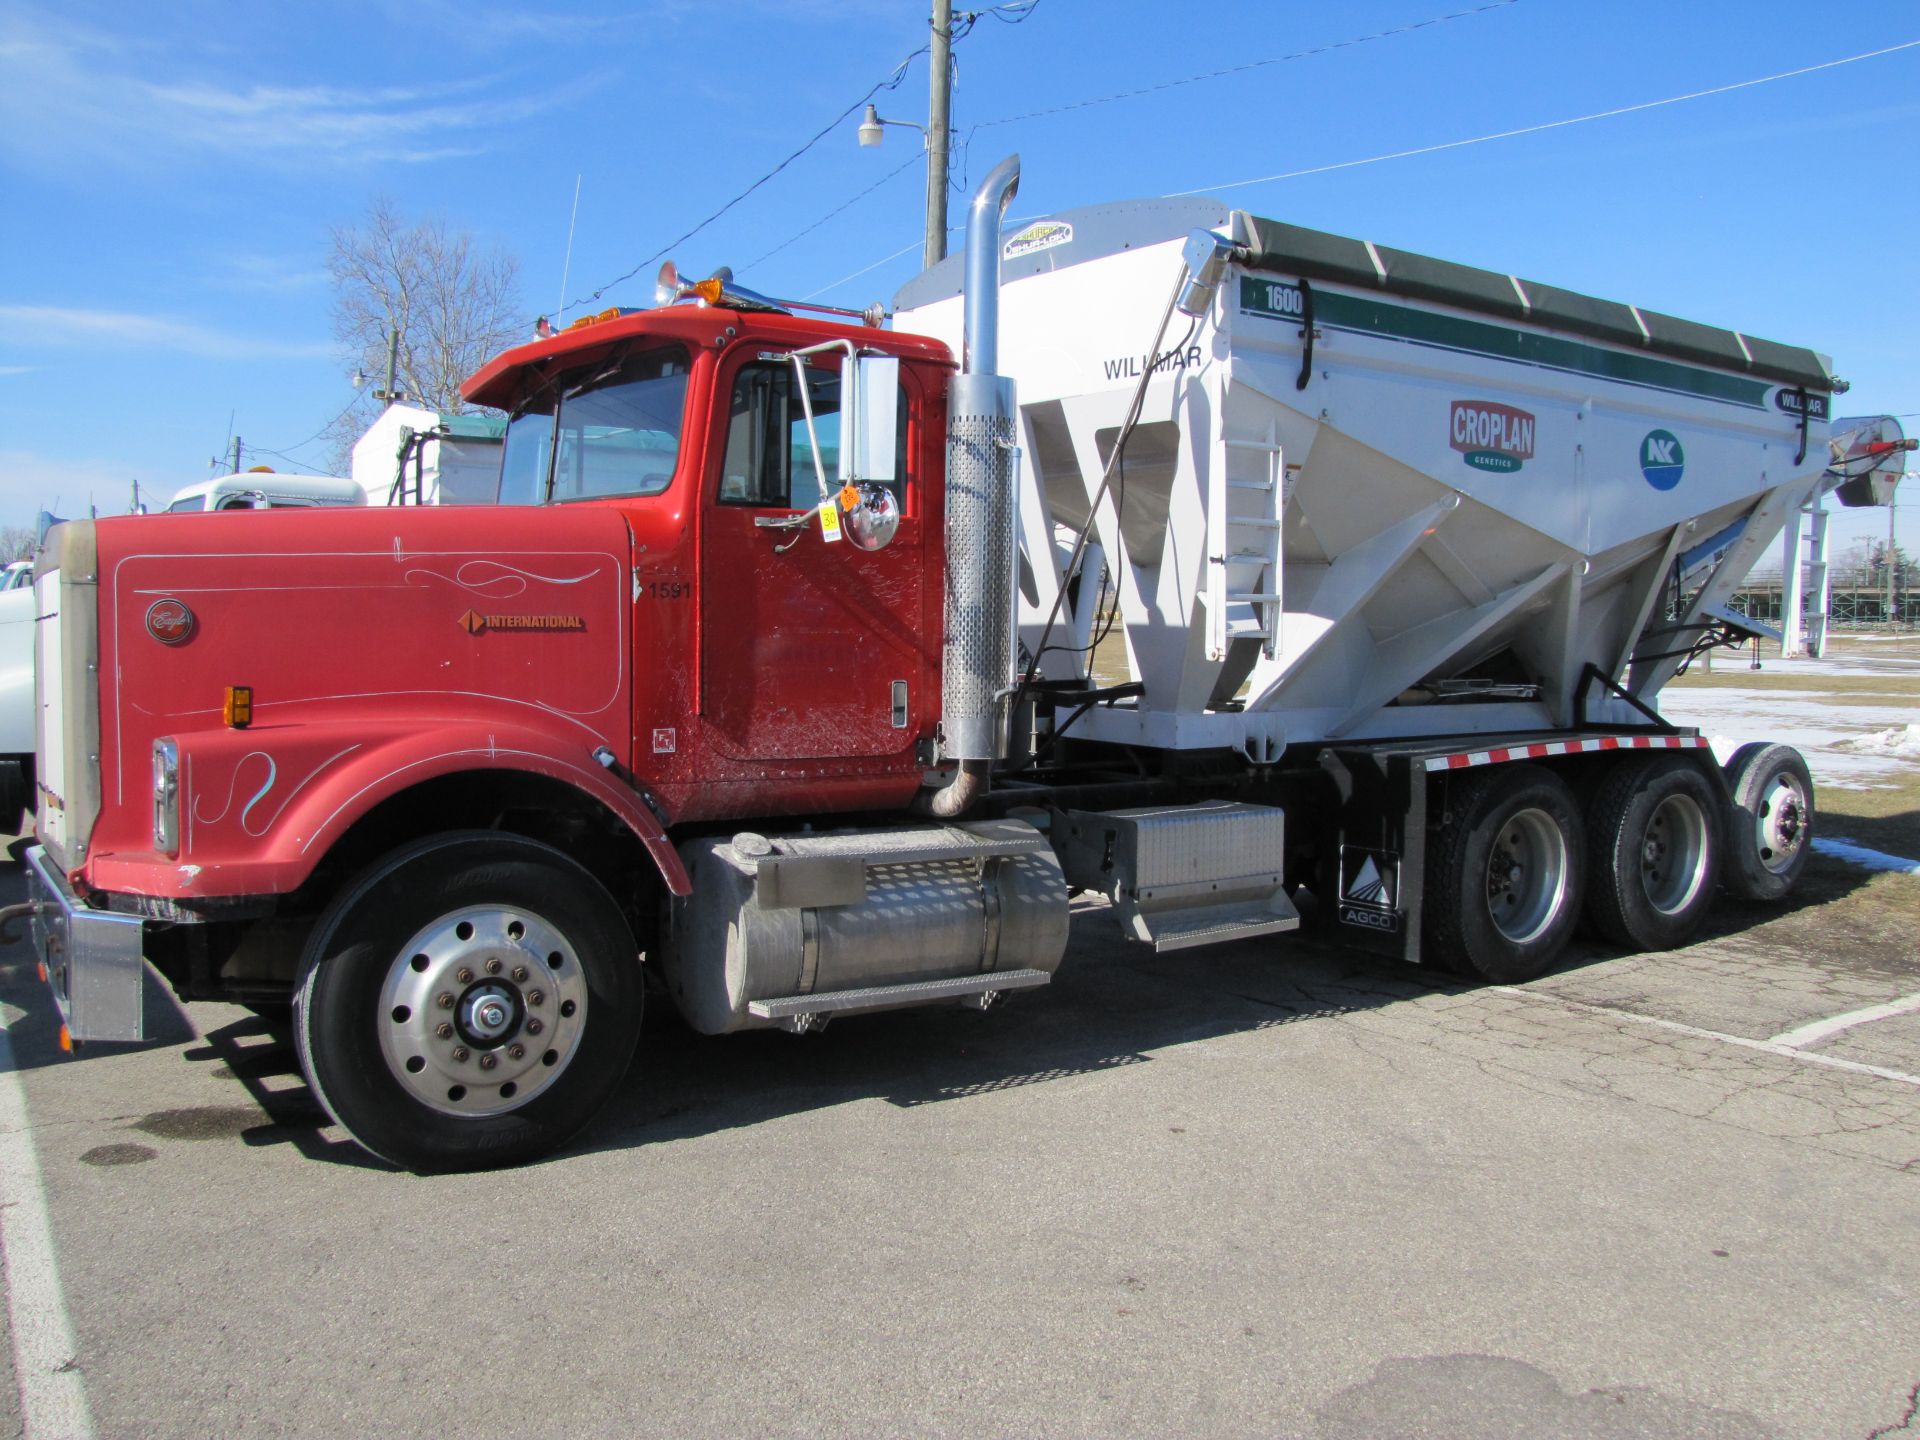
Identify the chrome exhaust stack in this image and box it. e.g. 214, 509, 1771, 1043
929, 154, 1021, 818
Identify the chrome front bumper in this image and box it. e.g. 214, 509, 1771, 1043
26, 844, 146, 1042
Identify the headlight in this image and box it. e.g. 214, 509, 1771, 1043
153, 738, 179, 855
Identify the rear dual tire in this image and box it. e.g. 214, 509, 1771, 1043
1582, 757, 1721, 951
1424, 765, 1584, 983
1424, 754, 1734, 982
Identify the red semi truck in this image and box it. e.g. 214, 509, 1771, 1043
22, 159, 1830, 1170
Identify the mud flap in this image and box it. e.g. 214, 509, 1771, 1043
1319, 748, 1428, 965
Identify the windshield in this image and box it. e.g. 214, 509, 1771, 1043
498, 411, 555, 507
499, 347, 688, 505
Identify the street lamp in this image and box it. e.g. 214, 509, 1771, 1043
856, 0, 955, 272
350, 326, 406, 405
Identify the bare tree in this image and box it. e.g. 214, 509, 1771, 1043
0, 526, 36, 562
324, 198, 524, 471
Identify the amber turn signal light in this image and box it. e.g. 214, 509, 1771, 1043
58, 1024, 73, 1053
224, 685, 254, 728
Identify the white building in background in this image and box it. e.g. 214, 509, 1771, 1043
351, 403, 505, 507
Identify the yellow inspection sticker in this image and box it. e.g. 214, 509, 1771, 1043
817, 499, 844, 543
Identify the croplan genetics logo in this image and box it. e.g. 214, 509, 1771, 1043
1640, 429, 1685, 490
1449, 400, 1535, 473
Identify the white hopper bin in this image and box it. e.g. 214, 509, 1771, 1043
894, 201, 1839, 759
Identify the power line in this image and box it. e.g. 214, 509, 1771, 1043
742, 153, 921, 275
559, 47, 928, 317
804, 237, 926, 302
975, 0, 1521, 130
561, 1, 1042, 318
1170, 37, 1920, 197
250, 394, 369, 467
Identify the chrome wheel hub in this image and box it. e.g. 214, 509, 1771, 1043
378, 904, 589, 1117
1484, 806, 1569, 945
1640, 793, 1710, 916
1756, 775, 1808, 873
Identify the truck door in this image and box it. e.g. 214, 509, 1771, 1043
698, 353, 929, 762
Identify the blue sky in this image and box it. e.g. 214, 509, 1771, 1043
1, 0, 1915, 557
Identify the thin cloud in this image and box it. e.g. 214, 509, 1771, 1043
0, 366, 36, 377
219, 255, 331, 294
0, 7, 601, 171
0, 448, 149, 530
0, 306, 333, 361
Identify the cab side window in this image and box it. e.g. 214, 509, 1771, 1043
719, 361, 905, 509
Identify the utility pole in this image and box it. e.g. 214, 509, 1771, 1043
925, 0, 953, 270
383, 326, 400, 405
1889, 488, 1902, 625
230, 436, 243, 474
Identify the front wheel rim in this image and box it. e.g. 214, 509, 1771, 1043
1640, 792, 1710, 916
1755, 774, 1809, 875
1484, 806, 1570, 944
377, 903, 590, 1117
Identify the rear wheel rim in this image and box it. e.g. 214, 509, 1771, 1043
1641, 792, 1710, 916
1484, 806, 1569, 944
377, 903, 590, 1118
1755, 773, 1809, 875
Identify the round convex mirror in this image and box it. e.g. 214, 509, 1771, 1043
843, 484, 900, 552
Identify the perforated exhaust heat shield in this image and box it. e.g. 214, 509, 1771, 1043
941, 154, 1021, 762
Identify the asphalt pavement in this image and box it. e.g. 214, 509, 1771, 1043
3, 847, 1918, 1439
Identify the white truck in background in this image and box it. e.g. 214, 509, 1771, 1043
165, 470, 367, 512
351, 403, 506, 506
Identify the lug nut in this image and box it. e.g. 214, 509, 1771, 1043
526, 1018, 543, 1035
512, 966, 529, 983
436, 992, 455, 1010
507, 1043, 525, 1061
456, 967, 475, 984
528, 990, 545, 1007
485, 958, 502, 975
479, 1052, 498, 1071
451, 1046, 470, 1063
436, 1023, 454, 1040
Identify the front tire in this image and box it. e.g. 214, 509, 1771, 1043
1583, 756, 1721, 950
1425, 765, 1584, 983
293, 832, 641, 1173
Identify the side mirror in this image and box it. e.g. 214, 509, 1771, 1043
840, 355, 899, 486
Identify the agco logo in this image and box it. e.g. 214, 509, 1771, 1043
1449, 401, 1536, 473
144, 598, 195, 646
1640, 429, 1685, 490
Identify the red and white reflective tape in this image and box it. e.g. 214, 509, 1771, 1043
1422, 733, 1709, 773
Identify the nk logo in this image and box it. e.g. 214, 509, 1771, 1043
1640, 429, 1685, 490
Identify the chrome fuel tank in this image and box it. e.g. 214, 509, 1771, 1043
667, 819, 1069, 1035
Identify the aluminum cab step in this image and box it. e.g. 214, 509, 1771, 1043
1127, 895, 1300, 952
747, 968, 1053, 1032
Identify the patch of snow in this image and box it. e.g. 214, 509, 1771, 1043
1656, 688, 1920, 791
1811, 837, 1920, 876
1836, 724, 1920, 759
